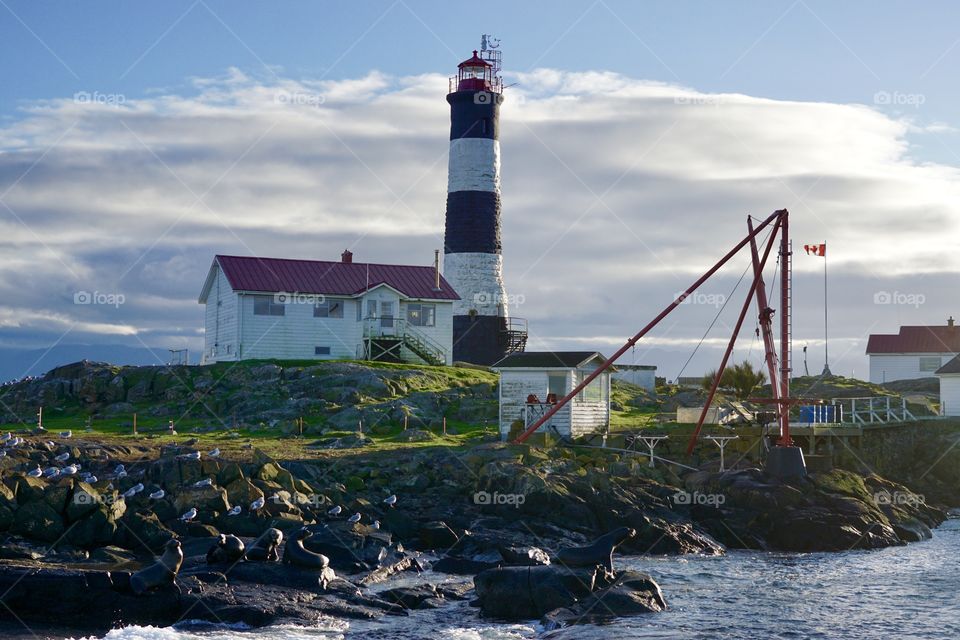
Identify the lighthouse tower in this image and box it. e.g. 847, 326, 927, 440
444, 42, 523, 365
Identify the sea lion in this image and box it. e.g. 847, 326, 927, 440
245, 527, 283, 562
283, 528, 330, 569
130, 539, 183, 595
206, 534, 246, 564
556, 526, 636, 573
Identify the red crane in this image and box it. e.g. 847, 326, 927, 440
513, 209, 805, 477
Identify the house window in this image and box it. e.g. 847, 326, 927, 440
919, 356, 942, 372
380, 301, 394, 328
314, 346, 331, 355
356, 300, 362, 321
314, 300, 344, 318
253, 295, 285, 316
366, 300, 378, 319
407, 303, 436, 327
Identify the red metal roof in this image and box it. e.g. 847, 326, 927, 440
458, 51, 490, 68
213, 255, 459, 300
865, 325, 960, 354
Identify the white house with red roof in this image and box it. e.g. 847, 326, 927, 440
935, 355, 960, 416
865, 318, 960, 383
198, 251, 459, 365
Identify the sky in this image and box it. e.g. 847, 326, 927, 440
1, 0, 959, 380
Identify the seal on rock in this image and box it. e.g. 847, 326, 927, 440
206, 534, 245, 564
283, 528, 330, 569
130, 539, 183, 595
245, 527, 283, 562
556, 526, 636, 573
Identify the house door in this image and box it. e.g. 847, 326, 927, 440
380, 301, 395, 335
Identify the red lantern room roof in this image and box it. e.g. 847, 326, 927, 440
458, 50, 490, 68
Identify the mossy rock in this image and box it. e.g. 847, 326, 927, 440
11, 500, 65, 542
345, 476, 365, 492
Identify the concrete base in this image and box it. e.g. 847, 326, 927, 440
766, 446, 807, 479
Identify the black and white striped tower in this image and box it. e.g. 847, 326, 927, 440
444, 45, 511, 365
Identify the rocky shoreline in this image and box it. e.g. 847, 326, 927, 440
0, 434, 948, 636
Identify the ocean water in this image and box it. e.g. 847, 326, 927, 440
56, 518, 960, 640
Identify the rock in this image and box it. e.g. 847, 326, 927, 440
173, 485, 229, 516
378, 584, 443, 610
473, 565, 599, 620
66, 482, 101, 521
499, 545, 550, 566
11, 500, 65, 542
66, 498, 126, 548
90, 545, 138, 564
541, 570, 666, 628
416, 521, 460, 550
118, 511, 175, 552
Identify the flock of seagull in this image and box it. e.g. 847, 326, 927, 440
4, 430, 397, 531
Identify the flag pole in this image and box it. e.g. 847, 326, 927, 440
822, 241, 831, 375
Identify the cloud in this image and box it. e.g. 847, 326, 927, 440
0, 67, 957, 376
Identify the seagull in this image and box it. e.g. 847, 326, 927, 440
45, 441, 55, 449
181, 451, 201, 461
130, 482, 144, 494
149, 489, 165, 500
347, 513, 362, 524
327, 505, 342, 517
42, 467, 60, 478
55, 452, 70, 462
61, 465, 78, 476
27, 466, 42, 478
227, 505, 242, 516
0, 432, 10, 443
113, 464, 125, 474
371, 520, 381, 530
180, 508, 197, 522
383, 494, 397, 507
122, 487, 137, 499
59, 430, 72, 439
250, 496, 265, 511
194, 478, 213, 488
208, 448, 220, 458
85, 475, 98, 484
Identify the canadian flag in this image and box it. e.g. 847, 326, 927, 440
804, 243, 826, 257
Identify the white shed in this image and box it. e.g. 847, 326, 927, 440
866, 319, 960, 383
493, 351, 613, 441
935, 355, 960, 416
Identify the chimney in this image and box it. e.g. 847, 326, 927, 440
949, 316, 955, 328
434, 249, 441, 290
341, 250, 353, 264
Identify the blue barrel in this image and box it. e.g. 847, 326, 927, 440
799, 405, 839, 423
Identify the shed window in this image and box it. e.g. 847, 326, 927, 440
919, 356, 942, 372
314, 346, 331, 355
253, 295, 285, 316
407, 303, 436, 327
547, 373, 567, 398
314, 300, 343, 318
577, 371, 604, 403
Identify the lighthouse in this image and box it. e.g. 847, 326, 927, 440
444, 40, 526, 365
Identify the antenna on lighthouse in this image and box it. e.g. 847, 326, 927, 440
480, 34, 502, 77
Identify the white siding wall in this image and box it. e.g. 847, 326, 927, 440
869, 353, 958, 383
239, 295, 362, 361
939, 375, 960, 416
203, 266, 239, 363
